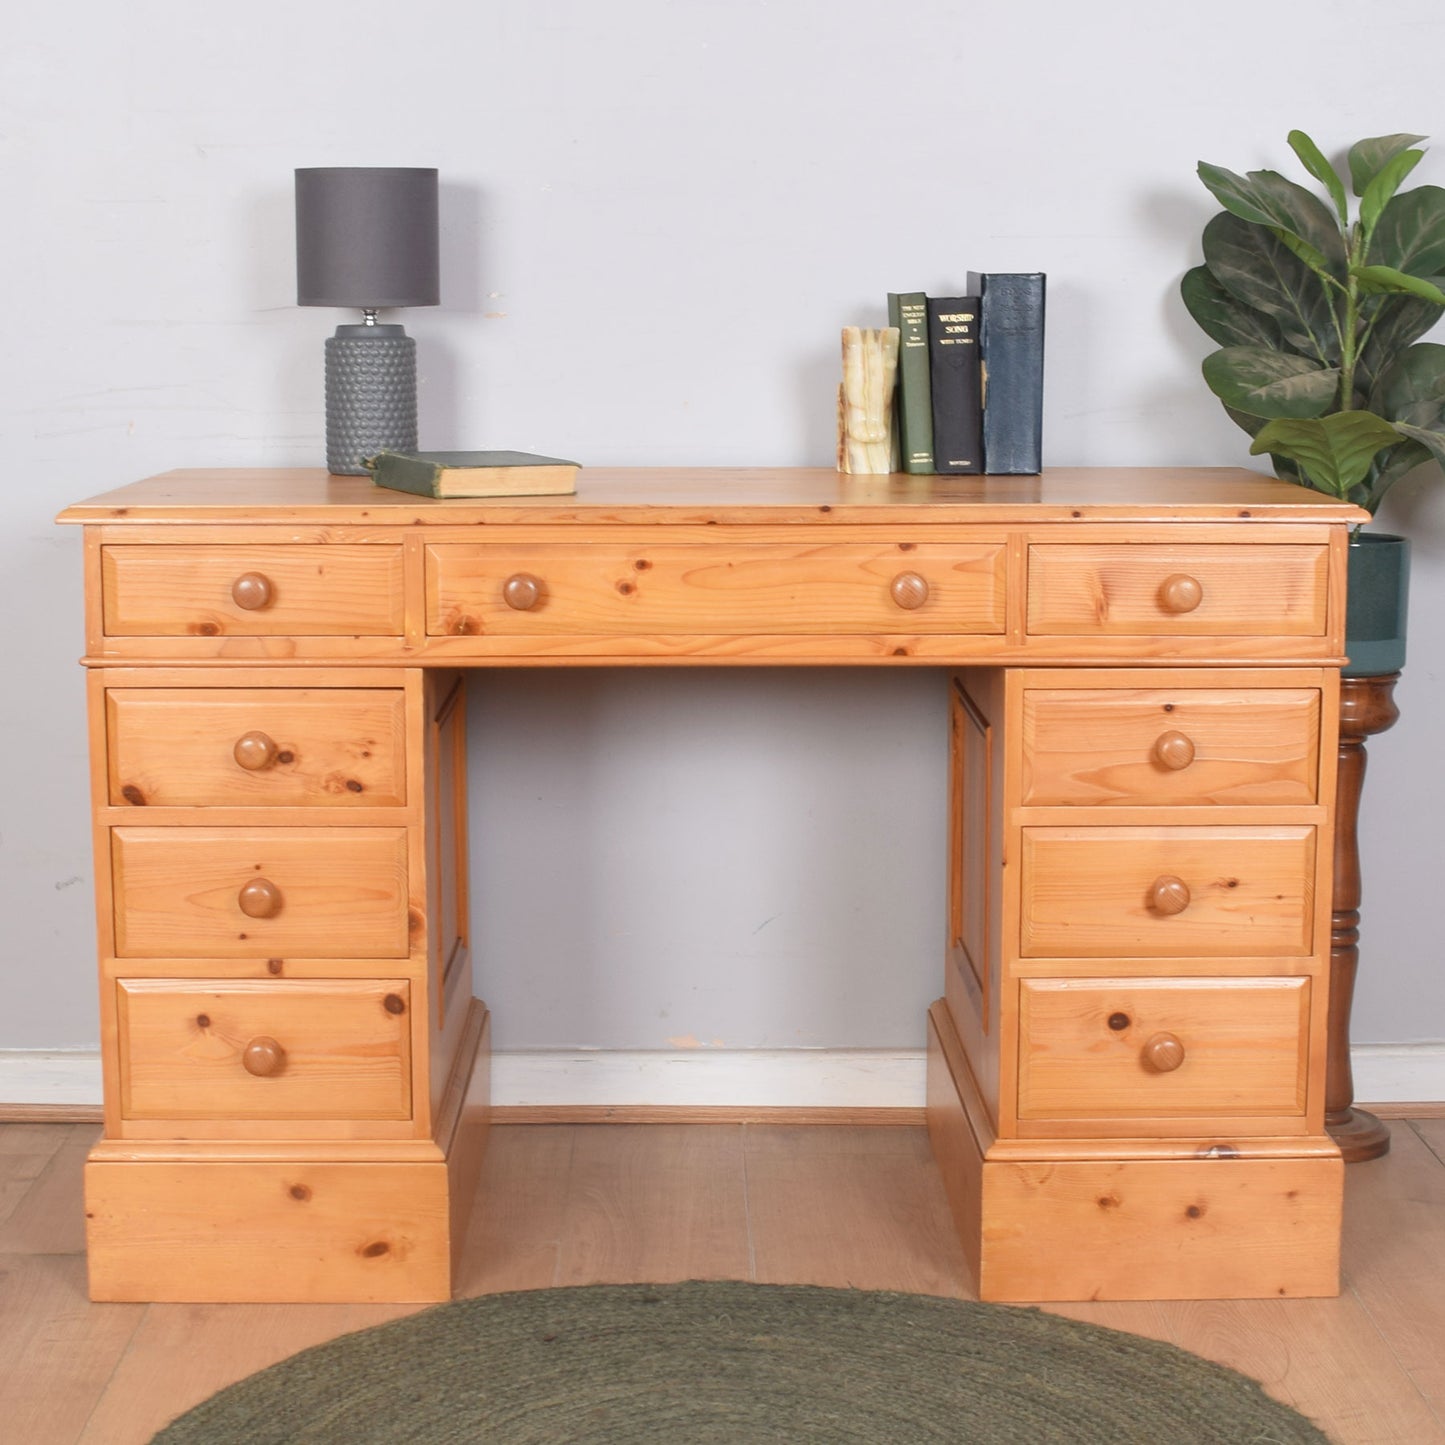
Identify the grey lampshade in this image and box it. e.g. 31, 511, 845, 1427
295, 167, 440, 309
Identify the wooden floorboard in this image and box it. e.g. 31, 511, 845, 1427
0, 1119, 1442, 1444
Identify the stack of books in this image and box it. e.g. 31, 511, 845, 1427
888, 275, 1046, 476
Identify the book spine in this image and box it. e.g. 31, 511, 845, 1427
365, 453, 443, 497
967, 271, 1045, 474
925, 297, 983, 475
888, 292, 935, 473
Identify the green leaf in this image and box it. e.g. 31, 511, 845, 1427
1352, 264, 1445, 304
1392, 422, 1445, 472
1180, 265, 1286, 349
1196, 167, 1347, 276
1348, 133, 1427, 196
1360, 149, 1425, 236
1201, 347, 1340, 418
1289, 129, 1349, 226
1371, 341, 1445, 425
1364, 438, 1433, 511
1357, 295, 1445, 394
1201, 212, 1341, 361
1198, 162, 1278, 226
1367, 186, 1445, 276
1249, 412, 1406, 497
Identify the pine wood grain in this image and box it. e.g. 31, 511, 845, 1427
100, 543, 405, 637
1019, 824, 1317, 958
55, 466, 1370, 527
105, 686, 408, 808
1026, 542, 1329, 636
2, 1121, 1443, 1445
425, 540, 1008, 637
1018, 680, 1322, 806
110, 826, 410, 959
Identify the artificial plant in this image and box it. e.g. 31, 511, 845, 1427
1181, 130, 1445, 512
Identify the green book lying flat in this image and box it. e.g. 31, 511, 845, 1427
364, 450, 581, 498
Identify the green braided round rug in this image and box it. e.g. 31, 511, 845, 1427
151, 1280, 1329, 1443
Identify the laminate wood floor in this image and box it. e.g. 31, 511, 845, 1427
1, 1119, 1441, 1444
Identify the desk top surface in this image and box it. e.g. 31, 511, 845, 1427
57, 466, 1369, 527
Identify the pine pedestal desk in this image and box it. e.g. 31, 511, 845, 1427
58, 466, 1366, 1304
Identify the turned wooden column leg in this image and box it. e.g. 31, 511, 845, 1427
1327, 673, 1400, 1162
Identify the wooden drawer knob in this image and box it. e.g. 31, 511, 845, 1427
890, 571, 930, 610
1142, 1032, 1186, 1073
1158, 573, 1203, 614
238, 877, 283, 918
503, 573, 543, 610
1149, 875, 1191, 915
233, 731, 279, 771
1153, 730, 1196, 771
242, 1036, 286, 1077
231, 572, 274, 611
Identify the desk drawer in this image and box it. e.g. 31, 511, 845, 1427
116, 978, 412, 1120
106, 688, 408, 808
112, 827, 411, 958
1020, 825, 1315, 958
1020, 685, 1321, 806
102, 545, 405, 636
1017, 977, 1310, 1123
425, 542, 1008, 636
1026, 545, 1328, 636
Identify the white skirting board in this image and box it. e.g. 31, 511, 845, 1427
2, 1044, 1443, 1111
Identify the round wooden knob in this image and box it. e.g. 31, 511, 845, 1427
242, 1037, 286, 1077
890, 572, 930, 610
503, 573, 543, 611
1142, 1032, 1186, 1073
231, 573, 274, 611
1149, 875, 1191, 915
238, 878, 283, 919
233, 731, 279, 771
1153, 730, 1196, 771
1158, 573, 1203, 614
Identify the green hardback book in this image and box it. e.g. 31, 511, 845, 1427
364, 450, 580, 498
887, 292, 935, 473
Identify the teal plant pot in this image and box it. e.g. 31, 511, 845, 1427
1344, 532, 1409, 678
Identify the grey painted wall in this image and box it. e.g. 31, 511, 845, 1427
5, 0, 1443, 1053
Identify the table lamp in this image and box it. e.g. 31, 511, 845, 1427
295, 166, 440, 474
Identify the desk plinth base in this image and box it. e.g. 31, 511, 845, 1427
84, 1003, 491, 1304
925, 1002, 1342, 1302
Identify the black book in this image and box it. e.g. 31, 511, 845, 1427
967, 272, 1045, 474
926, 297, 983, 474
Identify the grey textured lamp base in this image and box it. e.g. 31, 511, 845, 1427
324, 323, 418, 475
